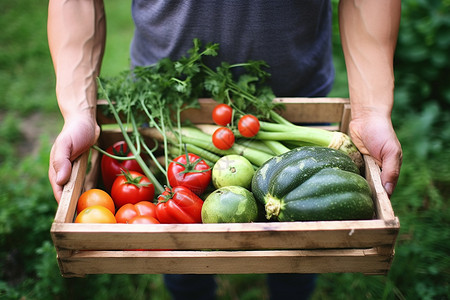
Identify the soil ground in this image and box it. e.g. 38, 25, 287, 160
17, 112, 62, 157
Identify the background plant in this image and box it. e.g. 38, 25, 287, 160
0, 0, 449, 299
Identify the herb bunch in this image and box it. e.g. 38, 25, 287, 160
98, 38, 278, 128
97, 39, 278, 191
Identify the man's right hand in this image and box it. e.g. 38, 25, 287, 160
49, 116, 100, 203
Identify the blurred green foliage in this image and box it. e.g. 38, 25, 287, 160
0, 0, 449, 299
0, 0, 56, 114
394, 0, 450, 114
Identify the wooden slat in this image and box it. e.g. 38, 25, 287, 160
58, 248, 390, 277
98, 98, 350, 125
51, 219, 398, 251
364, 156, 398, 223
339, 103, 352, 134
180, 98, 350, 124
53, 152, 89, 224
272, 97, 349, 124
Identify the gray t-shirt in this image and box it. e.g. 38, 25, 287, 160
130, 0, 334, 97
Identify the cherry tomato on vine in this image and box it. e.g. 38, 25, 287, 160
212, 127, 235, 150
111, 170, 155, 209
156, 186, 203, 224
115, 201, 158, 223
77, 188, 115, 215
168, 152, 211, 195
212, 103, 233, 126
101, 141, 144, 192
238, 114, 260, 138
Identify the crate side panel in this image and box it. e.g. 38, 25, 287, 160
52, 152, 89, 224
339, 103, 352, 134
51, 220, 399, 251
58, 249, 390, 276
179, 98, 349, 124
273, 97, 349, 124
97, 98, 350, 125
364, 156, 398, 224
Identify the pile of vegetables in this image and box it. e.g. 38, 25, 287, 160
81, 39, 373, 224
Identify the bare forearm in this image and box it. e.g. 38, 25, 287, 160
339, 0, 402, 196
48, 0, 106, 122
339, 0, 401, 119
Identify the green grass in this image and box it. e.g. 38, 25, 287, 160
0, 0, 55, 114
1, 1, 449, 300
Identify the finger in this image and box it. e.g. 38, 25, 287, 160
49, 147, 63, 203
380, 147, 402, 197
50, 138, 74, 198
49, 168, 63, 203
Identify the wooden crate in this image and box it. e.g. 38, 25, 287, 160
51, 98, 399, 277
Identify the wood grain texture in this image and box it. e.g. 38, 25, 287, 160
58, 248, 391, 277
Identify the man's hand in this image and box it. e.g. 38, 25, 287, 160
349, 112, 402, 197
49, 117, 100, 203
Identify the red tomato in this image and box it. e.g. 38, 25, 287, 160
101, 141, 144, 192
212, 103, 233, 126
212, 127, 235, 150
167, 152, 211, 195
128, 215, 160, 224
111, 170, 155, 209
238, 115, 260, 137
115, 201, 158, 223
156, 186, 203, 224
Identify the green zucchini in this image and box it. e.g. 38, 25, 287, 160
251, 146, 374, 221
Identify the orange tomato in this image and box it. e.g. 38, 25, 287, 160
75, 205, 117, 224
77, 189, 115, 215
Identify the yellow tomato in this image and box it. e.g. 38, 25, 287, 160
75, 205, 117, 223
